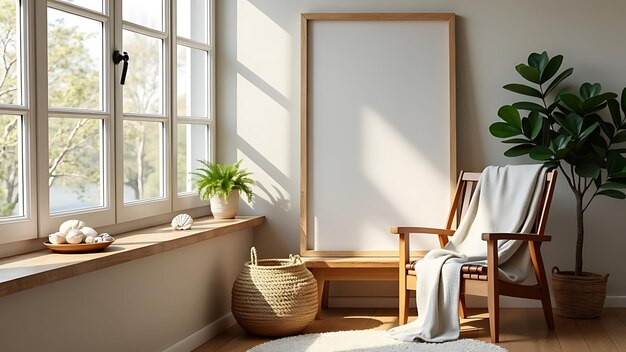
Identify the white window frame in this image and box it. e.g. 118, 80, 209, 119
35, 0, 116, 236
0, 0, 37, 244
172, 0, 214, 211
114, 0, 172, 223
0, 0, 215, 245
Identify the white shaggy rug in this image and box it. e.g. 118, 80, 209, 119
248, 330, 507, 352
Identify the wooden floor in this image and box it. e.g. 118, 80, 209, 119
195, 308, 626, 352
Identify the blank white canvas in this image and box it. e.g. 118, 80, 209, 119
308, 20, 453, 251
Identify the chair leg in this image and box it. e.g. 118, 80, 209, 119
459, 294, 467, 319
399, 288, 409, 325
487, 290, 500, 343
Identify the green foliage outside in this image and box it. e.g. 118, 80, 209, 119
192, 160, 255, 203
490, 51, 626, 275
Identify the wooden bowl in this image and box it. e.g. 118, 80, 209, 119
44, 241, 114, 254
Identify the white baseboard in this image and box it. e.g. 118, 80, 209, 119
605, 296, 626, 307
329, 295, 626, 309
162, 313, 236, 352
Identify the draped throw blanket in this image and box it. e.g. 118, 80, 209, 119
388, 164, 547, 342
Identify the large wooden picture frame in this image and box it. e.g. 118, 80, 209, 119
301, 13, 456, 257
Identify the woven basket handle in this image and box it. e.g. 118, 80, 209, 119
289, 254, 303, 264
250, 247, 258, 266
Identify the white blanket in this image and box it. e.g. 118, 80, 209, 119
388, 164, 546, 342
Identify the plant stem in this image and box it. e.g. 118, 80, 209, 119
575, 191, 584, 275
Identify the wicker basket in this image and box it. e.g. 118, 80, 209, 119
552, 267, 609, 319
231, 248, 318, 337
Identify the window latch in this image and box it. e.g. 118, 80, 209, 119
112, 50, 130, 85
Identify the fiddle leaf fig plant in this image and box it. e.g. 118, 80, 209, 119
490, 51, 626, 276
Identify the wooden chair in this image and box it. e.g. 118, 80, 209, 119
392, 169, 557, 343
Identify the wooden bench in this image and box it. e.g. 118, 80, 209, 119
302, 257, 400, 317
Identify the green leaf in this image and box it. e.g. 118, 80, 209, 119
600, 181, 626, 189
489, 122, 522, 138
529, 113, 543, 139
512, 101, 548, 113
621, 87, 626, 116
554, 113, 583, 138
504, 144, 534, 157
597, 189, 626, 199
559, 93, 583, 114
541, 55, 563, 84
497, 105, 522, 130
528, 52, 549, 72
515, 64, 541, 84
502, 138, 532, 144
545, 68, 573, 96
575, 163, 600, 178
580, 82, 601, 99
579, 122, 599, 141
543, 160, 560, 168
529, 146, 555, 160
503, 84, 543, 99
608, 99, 622, 128
553, 134, 572, 151
582, 92, 617, 113
614, 130, 626, 143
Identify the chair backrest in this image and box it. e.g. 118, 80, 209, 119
440, 168, 557, 246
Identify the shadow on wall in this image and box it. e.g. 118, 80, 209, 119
218, 0, 300, 258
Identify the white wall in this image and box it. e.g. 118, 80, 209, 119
0, 229, 253, 351
217, 0, 626, 305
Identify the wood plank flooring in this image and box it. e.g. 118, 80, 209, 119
195, 308, 626, 352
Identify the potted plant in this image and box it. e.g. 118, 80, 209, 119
192, 160, 255, 219
489, 51, 626, 318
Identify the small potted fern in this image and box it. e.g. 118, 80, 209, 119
192, 160, 255, 219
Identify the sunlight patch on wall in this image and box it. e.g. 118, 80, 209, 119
237, 0, 291, 97
236, 73, 290, 176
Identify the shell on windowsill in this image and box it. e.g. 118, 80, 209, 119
100, 233, 114, 242
59, 219, 86, 235
48, 232, 67, 244
65, 228, 85, 244
81, 227, 98, 237
171, 214, 193, 230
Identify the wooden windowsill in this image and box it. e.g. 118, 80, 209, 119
0, 215, 265, 298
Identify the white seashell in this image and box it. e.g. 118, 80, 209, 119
171, 214, 193, 230
93, 237, 103, 243
48, 232, 67, 244
65, 228, 85, 244
85, 236, 95, 244
100, 233, 114, 242
81, 227, 98, 237
59, 219, 86, 235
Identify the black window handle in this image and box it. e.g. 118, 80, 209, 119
113, 50, 129, 85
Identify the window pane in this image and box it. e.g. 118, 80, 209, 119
0, 115, 23, 218
48, 8, 103, 110
56, 0, 103, 13
123, 30, 163, 115
177, 0, 208, 44
177, 45, 207, 117
124, 120, 163, 202
123, 0, 163, 31
48, 117, 103, 213
0, 0, 22, 105
177, 124, 207, 194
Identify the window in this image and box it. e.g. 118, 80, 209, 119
0, 0, 214, 244
174, 0, 213, 210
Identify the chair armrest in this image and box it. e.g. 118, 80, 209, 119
390, 226, 455, 236
481, 233, 552, 242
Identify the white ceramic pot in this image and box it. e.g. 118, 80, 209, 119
210, 189, 239, 219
